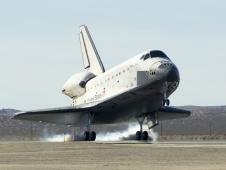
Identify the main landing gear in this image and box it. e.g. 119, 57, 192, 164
135, 113, 159, 141
79, 113, 96, 141
135, 117, 149, 140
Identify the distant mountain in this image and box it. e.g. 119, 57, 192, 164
179, 105, 226, 113
0, 109, 19, 116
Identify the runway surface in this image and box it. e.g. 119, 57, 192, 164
0, 141, 226, 170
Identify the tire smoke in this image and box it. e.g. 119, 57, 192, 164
96, 123, 158, 142
40, 128, 72, 142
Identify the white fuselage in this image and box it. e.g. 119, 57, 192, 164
62, 50, 178, 108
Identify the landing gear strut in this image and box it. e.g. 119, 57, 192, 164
147, 113, 159, 130
163, 83, 170, 106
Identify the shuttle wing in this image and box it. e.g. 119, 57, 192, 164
13, 106, 94, 125
79, 25, 105, 75
14, 84, 191, 125
13, 105, 190, 125
158, 106, 191, 120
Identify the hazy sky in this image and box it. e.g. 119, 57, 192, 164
0, 0, 225, 110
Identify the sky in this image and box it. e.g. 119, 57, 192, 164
0, 0, 225, 110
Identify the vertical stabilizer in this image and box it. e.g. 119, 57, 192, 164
79, 25, 105, 75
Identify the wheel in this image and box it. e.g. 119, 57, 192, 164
84, 131, 90, 141
136, 131, 142, 140
142, 131, 148, 140
90, 131, 96, 141
163, 99, 170, 106
166, 99, 170, 106
162, 100, 166, 106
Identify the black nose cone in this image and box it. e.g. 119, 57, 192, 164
167, 65, 180, 82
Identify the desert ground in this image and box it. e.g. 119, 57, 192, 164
0, 141, 226, 170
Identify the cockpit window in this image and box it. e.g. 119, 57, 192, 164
140, 50, 170, 60
150, 50, 169, 59
140, 53, 150, 60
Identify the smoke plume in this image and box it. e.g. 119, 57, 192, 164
40, 128, 72, 142
96, 123, 158, 142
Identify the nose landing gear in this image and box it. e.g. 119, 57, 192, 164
163, 99, 170, 106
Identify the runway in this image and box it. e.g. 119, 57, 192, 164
0, 141, 226, 170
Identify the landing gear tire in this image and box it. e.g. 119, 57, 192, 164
90, 131, 96, 141
135, 131, 148, 141
84, 131, 90, 141
142, 131, 148, 140
163, 99, 170, 106
84, 131, 96, 141
136, 131, 142, 140
166, 99, 170, 106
